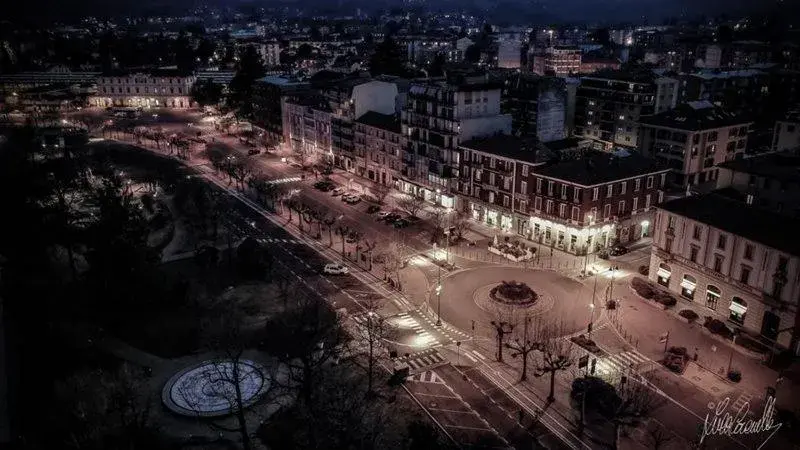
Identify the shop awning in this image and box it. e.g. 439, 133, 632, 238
729, 302, 747, 315
680, 278, 696, 291
657, 267, 671, 279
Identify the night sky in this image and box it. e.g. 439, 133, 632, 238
7, 0, 778, 24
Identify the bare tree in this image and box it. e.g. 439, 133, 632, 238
231, 158, 255, 191
372, 184, 391, 204
322, 215, 337, 247
489, 305, 517, 363
645, 420, 674, 450
360, 239, 377, 271
606, 375, 667, 450
505, 314, 542, 381
262, 295, 350, 408
192, 295, 258, 450
532, 320, 575, 403
349, 297, 389, 396
450, 210, 470, 243
336, 224, 351, 259
53, 363, 161, 449
397, 194, 426, 217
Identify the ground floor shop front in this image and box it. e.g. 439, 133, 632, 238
649, 252, 799, 351
89, 95, 192, 109
466, 201, 653, 255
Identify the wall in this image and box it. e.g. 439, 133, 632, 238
352, 81, 398, 119
459, 115, 512, 141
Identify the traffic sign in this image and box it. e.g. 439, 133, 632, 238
659, 331, 669, 343
578, 355, 589, 368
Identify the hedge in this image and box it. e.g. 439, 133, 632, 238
679, 309, 699, 321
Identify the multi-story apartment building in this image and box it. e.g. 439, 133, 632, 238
678, 69, 770, 117
353, 112, 405, 188
574, 69, 679, 150
501, 73, 566, 142
532, 46, 581, 77
638, 101, 751, 188
459, 139, 668, 254
716, 151, 800, 217
89, 70, 195, 108
771, 108, 800, 152
649, 192, 800, 352
282, 75, 399, 170
283, 95, 332, 162
251, 76, 309, 149
400, 71, 511, 208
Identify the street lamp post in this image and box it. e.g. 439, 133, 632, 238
435, 284, 442, 326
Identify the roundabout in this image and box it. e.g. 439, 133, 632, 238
162, 359, 270, 418
433, 266, 596, 339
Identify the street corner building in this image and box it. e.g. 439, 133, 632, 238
648, 152, 800, 353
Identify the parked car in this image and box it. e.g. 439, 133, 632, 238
405, 215, 422, 224
392, 218, 410, 228
380, 213, 401, 223
247, 149, 260, 156
314, 180, 334, 191
331, 188, 345, 196
366, 205, 381, 214
609, 244, 629, 256
344, 195, 362, 205
323, 263, 349, 275
345, 234, 358, 243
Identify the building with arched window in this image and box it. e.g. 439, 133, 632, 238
650, 191, 800, 353
89, 69, 196, 109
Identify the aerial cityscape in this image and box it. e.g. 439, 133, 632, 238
1, 1, 799, 449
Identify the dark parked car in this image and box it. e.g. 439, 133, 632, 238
366, 205, 381, 214
609, 245, 629, 256
314, 180, 334, 191
381, 213, 401, 223
392, 218, 410, 228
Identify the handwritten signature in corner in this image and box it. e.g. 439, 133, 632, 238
699, 396, 782, 449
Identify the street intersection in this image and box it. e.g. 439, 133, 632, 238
86, 107, 792, 449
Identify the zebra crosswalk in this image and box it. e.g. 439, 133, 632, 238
407, 371, 445, 383
399, 349, 447, 373
396, 312, 440, 347
265, 176, 302, 185
732, 391, 754, 413
256, 237, 304, 245
592, 350, 650, 377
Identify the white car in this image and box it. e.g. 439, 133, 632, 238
323, 263, 349, 275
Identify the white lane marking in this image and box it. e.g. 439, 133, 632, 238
472, 350, 487, 360
463, 352, 478, 363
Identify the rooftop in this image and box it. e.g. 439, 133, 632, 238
639, 103, 750, 131
690, 69, 765, 80
258, 75, 306, 86
540, 137, 591, 152
535, 151, 666, 186
717, 151, 800, 183
356, 111, 401, 134
582, 68, 662, 84
658, 191, 800, 256
460, 134, 547, 164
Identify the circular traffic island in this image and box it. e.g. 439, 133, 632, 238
162, 359, 270, 418
490, 280, 538, 307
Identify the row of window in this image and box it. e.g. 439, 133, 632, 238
532, 174, 662, 200
100, 77, 191, 85
101, 86, 185, 95
531, 194, 658, 220
656, 268, 748, 325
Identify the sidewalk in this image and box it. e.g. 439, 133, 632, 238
614, 282, 798, 412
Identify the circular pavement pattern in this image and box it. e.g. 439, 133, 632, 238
162, 359, 270, 417
474, 284, 555, 316
437, 266, 594, 339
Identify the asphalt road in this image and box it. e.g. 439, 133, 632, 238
436, 266, 597, 341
